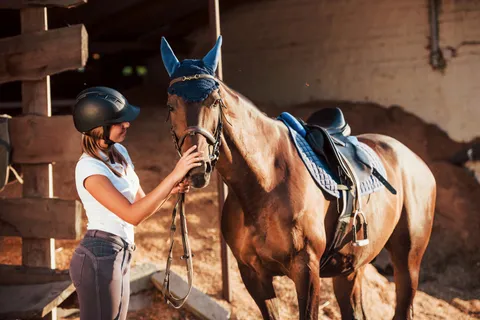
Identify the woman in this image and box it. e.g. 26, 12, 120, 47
69, 86, 203, 320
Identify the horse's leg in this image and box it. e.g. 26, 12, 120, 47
238, 263, 280, 320
386, 187, 435, 320
291, 250, 321, 320
332, 265, 367, 320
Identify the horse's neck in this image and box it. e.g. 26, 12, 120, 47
216, 85, 282, 192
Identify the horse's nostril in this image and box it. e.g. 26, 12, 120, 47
191, 174, 206, 188
205, 161, 212, 173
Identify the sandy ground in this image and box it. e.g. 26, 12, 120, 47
0, 95, 479, 319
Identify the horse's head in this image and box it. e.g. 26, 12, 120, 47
161, 36, 223, 189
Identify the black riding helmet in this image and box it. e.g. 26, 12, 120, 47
73, 87, 140, 145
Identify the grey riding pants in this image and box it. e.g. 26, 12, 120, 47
69, 230, 135, 320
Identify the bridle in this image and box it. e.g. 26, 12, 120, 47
162, 73, 225, 309
168, 74, 225, 170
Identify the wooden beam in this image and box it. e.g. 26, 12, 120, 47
130, 263, 160, 295
152, 270, 230, 320
0, 281, 75, 319
20, 9, 57, 319
0, 198, 83, 239
0, 264, 70, 285
9, 115, 82, 164
0, 24, 88, 84
20, 5, 55, 271
0, 0, 87, 9
209, 0, 231, 303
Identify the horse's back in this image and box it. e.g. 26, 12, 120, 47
358, 133, 436, 240
358, 133, 436, 191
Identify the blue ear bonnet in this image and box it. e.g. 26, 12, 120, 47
161, 36, 222, 103
167, 60, 219, 103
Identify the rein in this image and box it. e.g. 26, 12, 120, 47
162, 73, 224, 308
162, 193, 193, 308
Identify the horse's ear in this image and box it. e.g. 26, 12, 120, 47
161, 37, 180, 77
202, 35, 222, 73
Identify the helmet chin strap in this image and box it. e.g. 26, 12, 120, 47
103, 125, 115, 164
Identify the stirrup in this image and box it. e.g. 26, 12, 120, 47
352, 209, 369, 247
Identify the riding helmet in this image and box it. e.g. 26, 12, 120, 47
72, 86, 140, 144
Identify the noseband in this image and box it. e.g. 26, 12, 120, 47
168, 74, 224, 169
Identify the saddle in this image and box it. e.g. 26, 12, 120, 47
279, 108, 396, 250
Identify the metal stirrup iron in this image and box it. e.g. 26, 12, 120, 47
338, 153, 370, 247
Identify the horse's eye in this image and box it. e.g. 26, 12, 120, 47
210, 99, 220, 108
167, 104, 175, 112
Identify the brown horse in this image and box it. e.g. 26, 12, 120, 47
160, 37, 436, 319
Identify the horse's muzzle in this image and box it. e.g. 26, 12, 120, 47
188, 160, 212, 188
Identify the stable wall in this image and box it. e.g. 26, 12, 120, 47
189, 0, 480, 141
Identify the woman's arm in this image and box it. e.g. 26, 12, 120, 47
134, 180, 190, 202
84, 146, 202, 226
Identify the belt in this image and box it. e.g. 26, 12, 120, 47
85, 229, 136, 252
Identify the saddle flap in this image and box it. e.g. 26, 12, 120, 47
0, 115, 12, 191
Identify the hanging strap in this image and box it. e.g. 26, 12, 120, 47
162, 193, 194, 308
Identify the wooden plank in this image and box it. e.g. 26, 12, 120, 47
0, 264, 70, 285
151, 270, 230, 320
0, 0, 86, 9
0, 24, 88, 84
0, 281, 75, 319
130, 263, 160, 295
9, 115, 82, 164
0, 198, 82, 239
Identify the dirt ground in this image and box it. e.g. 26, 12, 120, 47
0, 91, 479, 319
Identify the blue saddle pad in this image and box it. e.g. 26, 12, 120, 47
278, 114, 387, 198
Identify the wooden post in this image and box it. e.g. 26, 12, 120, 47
209, 0, 231, 303
20, 7, 56, 320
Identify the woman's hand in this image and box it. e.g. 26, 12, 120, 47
170, 179, 191, 194
171, 145, 204, 183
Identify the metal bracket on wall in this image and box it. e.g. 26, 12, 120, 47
428, 0, 447, 71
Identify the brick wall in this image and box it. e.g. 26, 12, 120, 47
189, 0, 480, 141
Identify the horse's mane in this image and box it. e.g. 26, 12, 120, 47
218, 80, 273, 121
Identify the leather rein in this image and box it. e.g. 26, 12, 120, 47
162, 73, 225, 308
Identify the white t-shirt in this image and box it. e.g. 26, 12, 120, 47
75, 143, 139, 244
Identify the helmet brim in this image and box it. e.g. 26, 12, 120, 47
107, 103, 140, 124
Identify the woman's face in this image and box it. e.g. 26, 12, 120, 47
109, 122, 130, 143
